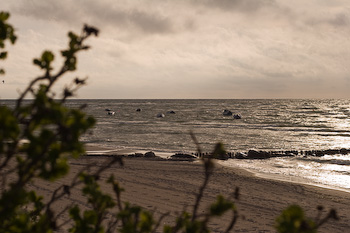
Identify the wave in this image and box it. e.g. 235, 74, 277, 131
297, 157, 350, 166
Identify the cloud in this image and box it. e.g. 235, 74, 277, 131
195, 0, 276, 13
321, 12, 350, 27
11, 0, 175, 35
303, 10, 350, 28
3, 0, 350, 99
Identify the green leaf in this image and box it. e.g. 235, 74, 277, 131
212, 142, 226, 157
0, 52, 7, 59
210, 195, 235, 216
33, 51, 54, 70
0, 12, 10, 21
139, 211, 154, 232
83, 210, 97, 224
276, 205, 317, 233
10, 34, 17, 44
42, 51, 54, 63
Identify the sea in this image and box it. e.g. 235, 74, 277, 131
2, 99, 350, 192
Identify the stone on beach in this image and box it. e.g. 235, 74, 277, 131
170, 153, 197, 160
144, 151, 156, 157
128, 153, 144, 157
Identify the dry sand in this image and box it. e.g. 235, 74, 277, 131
27, 155, 350, 233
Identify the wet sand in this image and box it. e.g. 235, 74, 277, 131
29, 154, 350, 232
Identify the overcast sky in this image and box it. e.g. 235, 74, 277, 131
1, 0, 350, 99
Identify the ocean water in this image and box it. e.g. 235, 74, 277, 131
2, 99, 350, 192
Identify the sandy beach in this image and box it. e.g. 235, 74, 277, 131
27, 153, 350, 233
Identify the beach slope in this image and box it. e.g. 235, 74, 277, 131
30, 156, 350, 232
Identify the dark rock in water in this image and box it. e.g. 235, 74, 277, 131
235, 152, 247, 159
324, 149, 340, 155
105, 108, 112, 111
171, 153, 196, 159
167, 110, 176, 114
285, 150, 298, 156
134, 153, 144, 157
144, 151, 156, 157
233, 114, 241, 119
247, 150, 271, 159
227, 152, 234, 158
202, 153, 229, 160
157, 113, 165, 118
216, 153, 229, 160
340, 148, 349, 155
136, 108, 142, 112
315, 150, 325, 157
223, 109, 233, 116
283, 153, 296, 157
128, 153, 145, 158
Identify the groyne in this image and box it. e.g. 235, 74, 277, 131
192, 148, 350, 160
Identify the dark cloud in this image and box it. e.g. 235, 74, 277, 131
305, 12, 350, 28
12, 1, 81, 24
12, 0, 174, 35
120, 9, 174, 34
329, 13, 350, 27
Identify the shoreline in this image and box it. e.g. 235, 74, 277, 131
17, 141, 349, 232
85, 144, 350, 194
40, 155, 350, 232
254, 171, 350, 195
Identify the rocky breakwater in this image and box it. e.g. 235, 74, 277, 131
234, 148, 350, 159
170, 153, 197, 161
86, 148, 350, 161
235, 150, 296, 159
193, 148, 350, 160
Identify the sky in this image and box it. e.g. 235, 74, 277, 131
1, 0, 350, 99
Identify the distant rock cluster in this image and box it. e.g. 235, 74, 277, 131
104, 107, 242, 119
223, 109, 242, 119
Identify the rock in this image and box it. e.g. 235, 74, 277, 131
171, 153, 196, 159
136, 108, 142, 112
167, 110, 176, 114
324, 149, 340, 155
134, 153, 144, 157
283, 153, 296, 157
223, 109, 233, 116
235, 152, 247, 159
233, 114, 241, 119
215, 153, 229, 160
247, 150, 271, 159
202, 153, 229, 160
157, 113, 165, 118
144, 151, 156, 157
314, 150, 325, 157
340, 148, 349, 155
